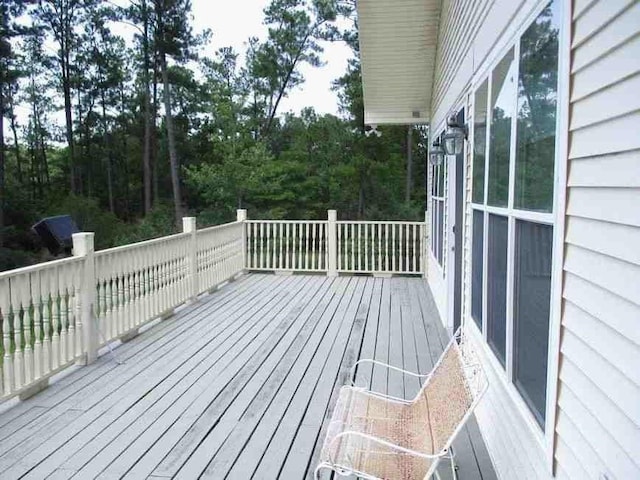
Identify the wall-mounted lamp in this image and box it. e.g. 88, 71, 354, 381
365, 124, 382, 138
429, 140, 445, 166
442, 114, 468, 155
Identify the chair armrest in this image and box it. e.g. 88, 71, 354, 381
328, 430, 447, 463
350, 359, 431, 387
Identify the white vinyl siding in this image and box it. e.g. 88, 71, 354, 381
554, 1, 640, 479
431, 1, 556, 479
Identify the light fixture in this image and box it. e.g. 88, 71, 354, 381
442, 114, 468, 155
429, 140, 445, 166
365, 124, 382, 138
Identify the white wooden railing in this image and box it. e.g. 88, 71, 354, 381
0, 256, 84, 399
337, 221, 424, 275
0, 215, 245, 401
0, 208, 426, 401
245, 220, 328, 272
245, 210, 426, 276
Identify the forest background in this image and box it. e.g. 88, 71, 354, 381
0, 0, 427, 271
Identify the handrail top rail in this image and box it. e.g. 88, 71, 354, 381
337, 220, 424, 226
95, 231, 191, 258
196, 220, 243, 234
246, 220, 423, 225
0, 254, 82, 281
246, 219, 328, 224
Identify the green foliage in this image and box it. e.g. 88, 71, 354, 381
115, 204, 176, 244
0, 0, 428, 272
45, 195, 126, 249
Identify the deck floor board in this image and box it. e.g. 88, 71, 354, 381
0, 273, 496, 480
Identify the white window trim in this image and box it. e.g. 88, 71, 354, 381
430, 140, 447, 273
545, 0, 571, 473
464, 0, 569, 475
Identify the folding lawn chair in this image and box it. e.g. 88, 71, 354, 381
315, 327, 487, 480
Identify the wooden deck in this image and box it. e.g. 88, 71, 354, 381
0, 273, 496, 480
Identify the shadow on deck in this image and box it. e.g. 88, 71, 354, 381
0, 273, 496, 479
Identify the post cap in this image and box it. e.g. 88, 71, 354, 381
72, 232, 95, 256
182, 217, 197, 233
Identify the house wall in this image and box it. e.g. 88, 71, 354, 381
426, 2, 555, 477
427, 0, 640, 479
553, 1, 640, 479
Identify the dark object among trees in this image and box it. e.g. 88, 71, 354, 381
32, 215, 79, 255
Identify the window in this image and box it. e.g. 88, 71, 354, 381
515, 4, 559, 212
430, 136, 446, 267
487, 48, 515, 208
471, 211, 484, 328
487, 214, 508, 365
514, 220, 553, 427
469, 1, 560, 430
473, 81, 488, 204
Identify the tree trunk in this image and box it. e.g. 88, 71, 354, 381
8, 94, 23, 184
100, 85, 114, 214
0, 84, 5, 248
405, 126, 413, 203
141, 0, 152, 214
152, 59, 160, 206
160, 52, 183, 227
34, 101, 50, 188
62, 63, 75, 194
119, 80, 131, 218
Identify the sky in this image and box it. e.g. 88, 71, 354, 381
8, 0, 355, 135
191, 0, 354, 116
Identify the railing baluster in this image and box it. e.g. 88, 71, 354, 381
74, 264, 82, 358
51, 267, 61, 371
337, 223, 342, 271
41, 270, 51, 374
311, 223, 317, 270
252, 223, 257, 269
271, 223, 277, 270
284, 222, 291, 270
298, 223, 303, 269
2, 282, 14, 394
350, 223, 355, 271
364, 224, 369, 272
23, 275, 34, 384
111, 259, 119, 339
383, 224, 388, 272
11, 279, 24, 389
258, 223, 263, 269
405, 224, 410, 273
358, 224, 362, 271
392, 224, 396, 272
377, 223, 382, 272
412, 225, 418, 272
59, 270, 69, 363
32, 271, 43, 380
305, 223, 310, 270
398, 225, 405, 271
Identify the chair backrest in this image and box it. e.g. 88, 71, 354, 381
410, 327, 487, 455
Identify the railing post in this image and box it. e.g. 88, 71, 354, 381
327, 209, 338, 277
423, 210, 428, 279
183, 217, 198, 301
237, 209, 248, 270
73, 232, 98, 365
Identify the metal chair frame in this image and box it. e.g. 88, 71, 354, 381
314, 327, 487, 480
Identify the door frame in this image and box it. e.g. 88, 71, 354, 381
446, 107, 466, 334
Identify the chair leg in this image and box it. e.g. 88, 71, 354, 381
449, 446, 458, 480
